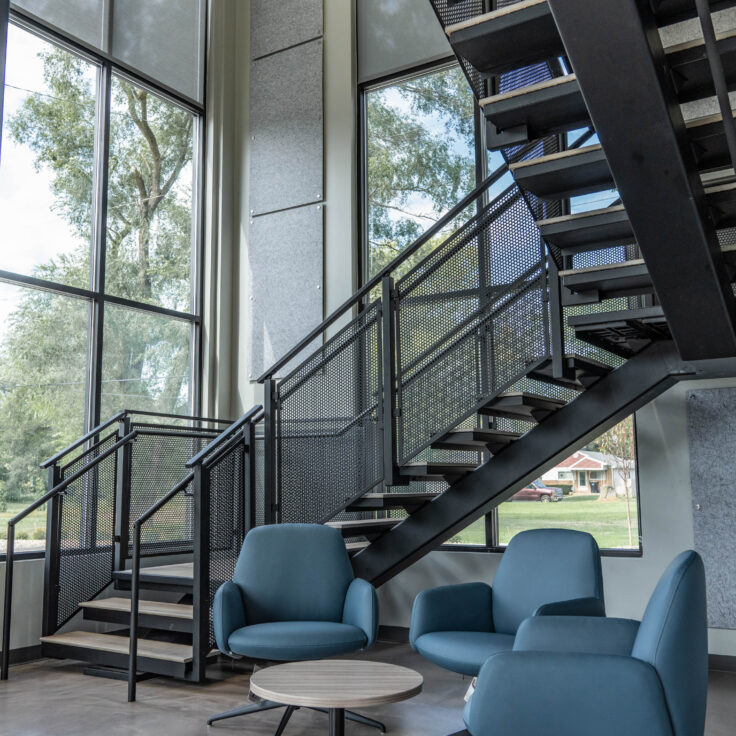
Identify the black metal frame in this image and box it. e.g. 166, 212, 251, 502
0, 7, 206, 557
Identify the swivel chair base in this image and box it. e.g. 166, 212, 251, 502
207, 699, 386, 734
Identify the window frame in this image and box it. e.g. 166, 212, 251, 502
357, 58, 643, 558
0, 8, 205, 560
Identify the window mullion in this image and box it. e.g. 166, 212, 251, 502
88, 61, 112, 431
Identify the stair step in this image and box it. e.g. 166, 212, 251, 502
560, 260, 653, 301
479, 392, 566, 423
431, 427, 521, 453
568, 306, 669, 358
39, 631, 202, 678
347, 493, 439, 511
528, 354, 613, 389
346, 540, 370, 554
539, 205, 633, 253
114, 562, 193, 592
326, 518, 400, 537
706, 181, 736, 226
80, 597, 193, 619
669, 29, 736, 103
511, 144, 612, 201
399, 461, 478, 482
481, 74, 589, 145
446, 0, 564, 78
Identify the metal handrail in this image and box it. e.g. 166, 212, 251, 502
1, 429, 138, 681
185, 405, 263, 468
128, 469, 195, 702
255, 162, 512, 382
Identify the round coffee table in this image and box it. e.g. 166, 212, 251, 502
250, 659, 423, 736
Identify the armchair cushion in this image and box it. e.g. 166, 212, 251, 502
227, 621, 367, 661
464, 651, 673, 736
409, 582, 493, 648
514, 615, 640, 657
413, 631, 515, 677
213, 580, 246, 654
343, 578, 379, 648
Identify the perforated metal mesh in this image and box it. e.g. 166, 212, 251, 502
56, 433, 118, 628
206, 438, 247, 648
275, 302, 383, 524
128, 425, 219, 557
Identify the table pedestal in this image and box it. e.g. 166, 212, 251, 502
329, 708, 345, 736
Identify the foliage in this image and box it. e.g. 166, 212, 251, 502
0, 39, 194, 507
366, 65, 476, 279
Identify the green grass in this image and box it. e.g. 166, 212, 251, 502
448, 496, 639, 550
0, 502, 47, 543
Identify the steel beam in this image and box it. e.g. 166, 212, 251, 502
546, 0, 736, 360
352, 341, 689, 586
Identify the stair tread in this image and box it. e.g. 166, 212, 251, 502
560, 259, 646, 277
114, 562, 194, 581
40, 631, 193, 663
345, 541, 370, 552
358, 492, 440, 501
442, 427, 521, 439
326, 518, 400, 530
445, 0, 546, 34
480, 74, 577, 105
491, 391, 566, 406
80, 597, 193, 619
568, 306, 666, 327
538, 205, 625, 227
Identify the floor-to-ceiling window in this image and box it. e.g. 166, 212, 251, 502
0, 4, 204, 555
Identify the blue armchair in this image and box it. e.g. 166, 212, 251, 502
209, 524, 382, 733
463, 550, 708, 736
409, 529, 604, 676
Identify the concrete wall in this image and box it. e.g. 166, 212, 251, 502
378, 377, 736, 656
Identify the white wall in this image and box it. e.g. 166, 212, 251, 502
378, 378, 736, 656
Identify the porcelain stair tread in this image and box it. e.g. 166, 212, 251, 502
326, 518, 401, 533
39, 631, 194, 663
79, 597, 193, 620
347, 492, 440, 510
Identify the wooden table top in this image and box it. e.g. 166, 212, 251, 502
250, 660, 423, 709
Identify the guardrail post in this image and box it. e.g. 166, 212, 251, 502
263, 379, 278, 524
1, 524, 14, 680
114, 416, 132, 571
42, 464, 63, 637
547, 253, 566, 379
192, 463, 210, 683
381, 276, 404, 486
128, 521, 142, 702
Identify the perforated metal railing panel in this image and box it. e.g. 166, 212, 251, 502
56, 433, 118, 629
274, 301, 383, 524
205, 437, 247, 649
128, 425, 219, 558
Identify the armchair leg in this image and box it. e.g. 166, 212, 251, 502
207, 700, 284, 726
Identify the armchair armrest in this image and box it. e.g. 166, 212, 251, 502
409, 582, 492, 649
534, 596, 605, 617
465, 651, 672, 736
514, 615, 640, 657
342, 578, 379, 648
212, 580, 246, 655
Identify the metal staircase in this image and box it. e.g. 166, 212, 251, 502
6, 0, 736, 700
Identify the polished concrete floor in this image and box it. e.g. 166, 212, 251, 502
1, 642, 735, 735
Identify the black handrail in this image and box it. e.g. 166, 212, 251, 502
1, 429, 138, 681
127, 469, 195, 702
40, 411, 125, 468
185, 405, 263, 468
255, 162, 512, 382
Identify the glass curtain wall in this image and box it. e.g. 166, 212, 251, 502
0, 10, 203, 554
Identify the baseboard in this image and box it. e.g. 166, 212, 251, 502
709, 654, 736, 673
378, 625, 409, 643
0, 644, 43, 666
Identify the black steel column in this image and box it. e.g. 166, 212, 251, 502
381, 276, 403, 485
114, 416, 131, 571
192, 462, 210, 683
244, 420, 257, 533
547, 0, 736, 360
263, 379, 277, 524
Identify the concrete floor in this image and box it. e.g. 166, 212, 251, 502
1, 642, 735, 735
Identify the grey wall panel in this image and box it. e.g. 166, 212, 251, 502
687, 388, 736, 629
248, 205, 323, 379
251, 0, 323, 60
250, 38, 323, 216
